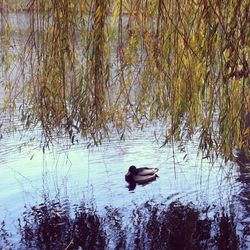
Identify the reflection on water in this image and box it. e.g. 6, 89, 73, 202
237, 160, 250, 245
0, 199, 246, 249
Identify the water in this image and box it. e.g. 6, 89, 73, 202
0, 127, 239, 209
0, 122, 249, 248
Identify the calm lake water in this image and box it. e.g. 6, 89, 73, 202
0, 13, 249, 249
0, 120, 249, 248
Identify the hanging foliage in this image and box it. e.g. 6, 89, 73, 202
0, 0, 249, 160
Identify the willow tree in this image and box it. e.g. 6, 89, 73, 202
0, 0, 249, 161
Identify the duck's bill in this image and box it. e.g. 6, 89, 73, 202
125, 171, 130, 176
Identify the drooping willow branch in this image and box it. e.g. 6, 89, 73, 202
0, 0, 249, 160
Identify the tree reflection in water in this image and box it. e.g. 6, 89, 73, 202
236, 160, 250, 247
1, 198, 247, 249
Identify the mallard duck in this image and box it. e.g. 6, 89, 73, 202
125, 165, 159, 184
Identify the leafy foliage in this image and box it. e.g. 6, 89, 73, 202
1, 0, 249, 160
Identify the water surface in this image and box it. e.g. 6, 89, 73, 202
0, 123, 249, 247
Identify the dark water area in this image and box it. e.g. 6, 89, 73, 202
1, 199, 246, 250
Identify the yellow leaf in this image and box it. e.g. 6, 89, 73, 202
4, 95, 9, 104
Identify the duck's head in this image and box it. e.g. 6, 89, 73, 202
125, 165, 136, 183
127, 165, 137, 175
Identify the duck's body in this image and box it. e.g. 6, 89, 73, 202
125, 165, 159, 184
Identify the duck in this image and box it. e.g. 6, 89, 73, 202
125, 165, 159, 184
